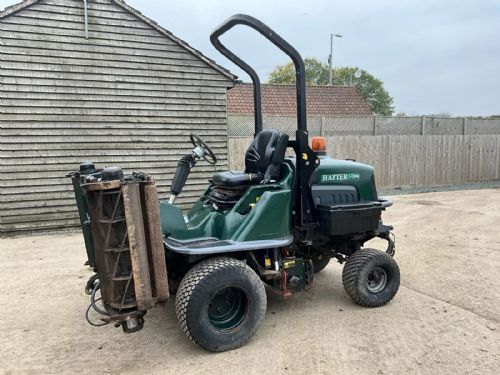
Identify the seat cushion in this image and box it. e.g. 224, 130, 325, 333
212, 171, 263, 188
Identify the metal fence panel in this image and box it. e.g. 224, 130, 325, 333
425, 117, 464, 135
227, 115, 255, 137
376, 117, 422, 135
467, 118, 500, 135
228, 115, 322, 137
322, 117, 374, 136
228, 115, 500, 137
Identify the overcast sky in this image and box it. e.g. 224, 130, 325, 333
1, 0, 499, 116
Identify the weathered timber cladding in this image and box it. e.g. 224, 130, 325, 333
0, 0, 235, 234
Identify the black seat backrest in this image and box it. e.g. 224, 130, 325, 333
244, 129, 289, 182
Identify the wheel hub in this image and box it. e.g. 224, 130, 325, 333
208, 286, 248, 331
366, 266, 388, 293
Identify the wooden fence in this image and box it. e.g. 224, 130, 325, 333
228, 135, 500, 188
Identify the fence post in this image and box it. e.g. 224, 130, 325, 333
373, 116, 377, 135
421, 116, 426, 135
463, 117, 467, 135
320, 116, 325, 136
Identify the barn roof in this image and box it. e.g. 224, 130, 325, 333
0, 0, 237, 81
228, 83, 373, 117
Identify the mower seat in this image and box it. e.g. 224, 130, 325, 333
212, 171, 263, 188
212, 129, 289, 188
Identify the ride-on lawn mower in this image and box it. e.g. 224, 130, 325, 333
68, 14, 400, 352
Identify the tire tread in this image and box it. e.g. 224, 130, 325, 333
342, 248, 400, 307
175, 257, 265, 351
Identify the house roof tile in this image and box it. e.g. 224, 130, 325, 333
228, 83, 373, 116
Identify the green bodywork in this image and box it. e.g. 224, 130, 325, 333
311, 157, 377, 201
159, 156, 378, 244
160, 164, 294, 242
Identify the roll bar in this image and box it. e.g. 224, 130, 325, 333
210, 14, 319, 231
210, 14, 307, 136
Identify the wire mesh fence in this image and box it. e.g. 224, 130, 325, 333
376, 116, 422, 135
228, 115, 500, 137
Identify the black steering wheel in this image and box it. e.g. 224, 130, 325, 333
190, 133, 218, 165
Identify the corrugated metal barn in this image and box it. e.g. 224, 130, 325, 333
0, 0, 236, 235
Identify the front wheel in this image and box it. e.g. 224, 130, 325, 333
175, 257, 266, 352
342, 248, 400, 307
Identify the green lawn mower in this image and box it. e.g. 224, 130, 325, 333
70, 14, 400, 352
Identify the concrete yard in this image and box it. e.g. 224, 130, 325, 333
1, 189, 499, 374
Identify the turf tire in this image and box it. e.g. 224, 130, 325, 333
342, 248, 400, 307
175, 257, 266, 352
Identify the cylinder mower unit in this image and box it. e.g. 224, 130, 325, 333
81, 167, 169, 332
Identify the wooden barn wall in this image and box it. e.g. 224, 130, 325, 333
0, 0, 234, 234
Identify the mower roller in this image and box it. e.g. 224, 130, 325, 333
69, 14, 400, 352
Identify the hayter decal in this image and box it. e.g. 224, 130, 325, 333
320, 173, 360, 182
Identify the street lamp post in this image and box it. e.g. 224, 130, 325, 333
328, 33, 342, 85
352, 68, 362, 86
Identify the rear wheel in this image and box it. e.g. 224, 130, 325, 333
311, 251, 331, 273
175, 257, 266, 352
342, 248, 400, 307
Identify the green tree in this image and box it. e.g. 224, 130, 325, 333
268, 58, 329, 85
267, 58, 394, 116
